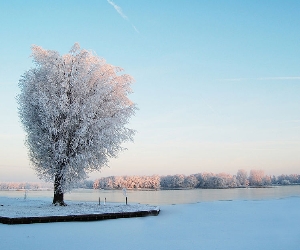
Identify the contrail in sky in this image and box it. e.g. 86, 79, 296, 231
107, 0, 139, 33
257, 77, 300, 81
218, 77, 300, 82
107, 0, 128, 20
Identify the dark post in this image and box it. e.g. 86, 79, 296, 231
98, 197, 100, 205
126, 196, 127, 205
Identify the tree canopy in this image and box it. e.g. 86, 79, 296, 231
17, 43, 136, 205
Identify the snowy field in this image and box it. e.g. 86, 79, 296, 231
1, 196, 299, 250
0, 197, 158, 218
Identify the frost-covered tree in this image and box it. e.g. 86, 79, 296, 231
236, 169, 249, 187
183, 175, 199, 188
216, 173, 237, 188
249, 170, 265, 186
17, 44, 136, 205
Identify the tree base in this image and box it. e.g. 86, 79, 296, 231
52, 192, 67, 206
53, 201, 67, 206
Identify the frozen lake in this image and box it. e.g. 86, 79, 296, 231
1, 186, 300, 250
1, 195, 300, 250
1, 185, 299, 205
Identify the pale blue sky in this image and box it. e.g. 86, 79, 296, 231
0, 0, 299, 181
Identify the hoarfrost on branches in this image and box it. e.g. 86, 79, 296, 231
17, 43, 136, 205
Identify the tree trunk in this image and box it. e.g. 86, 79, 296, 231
53, 174, 66, 206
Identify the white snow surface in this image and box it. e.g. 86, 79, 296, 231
0, 197, 158, 218
1, 196, 300, 250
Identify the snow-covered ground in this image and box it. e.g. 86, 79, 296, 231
1, 196, 300, 250
0, 197, 158, 218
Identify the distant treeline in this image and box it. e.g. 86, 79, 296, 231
0, 182, 53, 190
1, 170, 300, 190
93, 170, 300, 190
